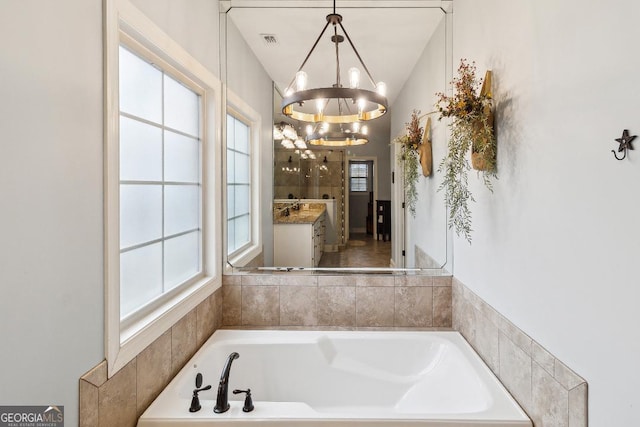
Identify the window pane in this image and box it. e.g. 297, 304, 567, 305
227, 219, 236, 253
119, 46, 162, 123
234, 184, 250, 217
234, 152, 250, 184
234, 214, 250, 249
120, 243, 162, 319
234, 118, 249, 153
164, 76, 199, 136
165, 130, 199, 183
227, 184, 235, 218
165, 185, 200, 236
120, 116, 162, 181
351, 177, 367, 192
164, 231, 200, 291
226, 114, 235, 150
226, 150, 235, 182
120, 184, 162, 248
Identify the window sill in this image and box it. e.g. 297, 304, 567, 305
109, 275, 219, 377
226, 244, 262, 272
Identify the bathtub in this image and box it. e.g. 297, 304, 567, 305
138, 330, 531, 426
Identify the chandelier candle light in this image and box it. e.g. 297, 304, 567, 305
281, 0, 388, 147
305, 121, 369, 147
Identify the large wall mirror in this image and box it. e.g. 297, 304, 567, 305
221, 0, 453, 274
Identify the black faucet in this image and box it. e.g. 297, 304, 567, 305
189, 373, 211, 413
213, 352, 240, 413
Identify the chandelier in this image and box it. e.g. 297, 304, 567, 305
305, 122, 369, 147
281, 0, 388, 127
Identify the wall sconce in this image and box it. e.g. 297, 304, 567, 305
612, 129, 636, 160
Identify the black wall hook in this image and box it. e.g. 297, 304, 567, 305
612, 129, 636, 160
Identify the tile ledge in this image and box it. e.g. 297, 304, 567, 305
80, 360, 108, 387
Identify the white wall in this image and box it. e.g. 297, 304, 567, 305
348, 114, 393, 200
391, 14, 449, 268
0, 2, 103, 425
450, 0, 640, 425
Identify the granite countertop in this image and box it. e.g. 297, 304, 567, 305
273, 203, 326, 224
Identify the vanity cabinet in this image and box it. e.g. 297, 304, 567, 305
274, 212, 326, 267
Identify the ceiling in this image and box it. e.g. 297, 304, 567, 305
225, 1, 448, 106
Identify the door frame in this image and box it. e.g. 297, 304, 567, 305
345, 156, 378, 241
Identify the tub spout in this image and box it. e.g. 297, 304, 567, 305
213, 352, 240, 413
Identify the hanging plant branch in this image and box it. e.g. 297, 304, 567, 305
394, 110, 424, 217
435, 59, 497, 243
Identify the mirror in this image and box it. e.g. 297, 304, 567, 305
222, 1, 452, 273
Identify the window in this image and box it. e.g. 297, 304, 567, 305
105, 0, 221, 377
224, 91, 262, 267
118, 46, 202, 322
226, 114, 250, 255
350, 162, 370, 192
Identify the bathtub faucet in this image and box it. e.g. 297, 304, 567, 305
213, 352, 240, 413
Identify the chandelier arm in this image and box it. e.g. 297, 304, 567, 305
285, 19, 333, 91
337, 21, 377, 88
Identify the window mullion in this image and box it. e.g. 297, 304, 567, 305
161, 71, 166, 294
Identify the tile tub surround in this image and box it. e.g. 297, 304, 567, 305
452, 278, 588, 427
79, 288, 223, 427
221, 273, 452, 328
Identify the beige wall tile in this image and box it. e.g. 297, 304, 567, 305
499, 317, 532, 356
555, 359, 585, 390
498, 332, 532, 410
472, 312, 500, 374
394, 287, 433, 327
98, 358, 137, 427
242, 274, 317, 287
433, 286, 452, 327
356, 287, 394, 327
317, 286, 356, 326
532, 341, 555, 376
318, 275, 393, 287
241, 285, 279, 326
453, 277, 587, 427
280, 286, 318, 326
79, 379, 98, 427
569, 383, 588, 427
318, 275, 353, 286
222, 285, 242, 326
196, 293, 218, 347
451, 282, 463, 330
81, 360, 107, 387
531, 362, 569, 427
222, 275, 241, 286
478, 299, 504, 330
433, 276, 452, 287
136, 330, 173, 417
354, 275, 395, 287
395, 275, 433, 287
212, 288, 223, 331
171, 309, 197, 376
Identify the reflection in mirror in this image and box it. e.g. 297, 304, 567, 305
222, 1, 452, 273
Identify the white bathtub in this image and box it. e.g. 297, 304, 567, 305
138, 330, 531, 426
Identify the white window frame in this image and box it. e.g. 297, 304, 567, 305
224, 89, 262, 268
104, 0, 222, 377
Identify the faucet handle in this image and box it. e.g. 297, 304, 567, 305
233, 389, 254, 413
189, 384, 212, 413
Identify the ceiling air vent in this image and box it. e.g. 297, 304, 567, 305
260, 34, 278, 46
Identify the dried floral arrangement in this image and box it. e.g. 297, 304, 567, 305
435, 59, 497, 243
394, 110, 423, 217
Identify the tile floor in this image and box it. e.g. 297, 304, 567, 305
319, 232, 392, 268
